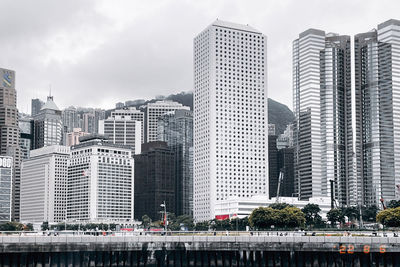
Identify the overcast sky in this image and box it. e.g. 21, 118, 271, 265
1, 0, 399, 112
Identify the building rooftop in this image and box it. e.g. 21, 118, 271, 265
41, 96, 60, 111
211, 19, 262, 34
378, 19, 400, 30
299, 28, 325, 38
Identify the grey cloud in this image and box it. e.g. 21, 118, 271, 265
0, 0, 399, 112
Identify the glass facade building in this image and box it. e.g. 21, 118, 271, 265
158, 109, 193, 216
293, 30, 353, 206
355, 19, 400, 206
133, 142, 175, 221
144, 101, 190, 143
33, 96, 63, 149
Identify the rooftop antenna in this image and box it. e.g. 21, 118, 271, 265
48, 84, 53, 101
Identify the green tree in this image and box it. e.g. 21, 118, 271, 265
269, 203, 293, 210
249, 207, 276, 230
211, 219, 232, 231
327, 208, 345, 226
141, 215, 152, 229
0, 222, 24, 231
230, 217, 249, 231
249, 206, 305, 230
362, 206, 378, 222
24, 223, 34, 231
41, 221, 49, 231
169, 215, 194, 231
377, 207, 400, 227
275, 206, 305, 228
343, 206, 360, 222
194, 221, 209, 231
302, 204, 322, 227
387, 200, 400, 209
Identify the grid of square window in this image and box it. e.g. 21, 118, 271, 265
194, 21, 268, 221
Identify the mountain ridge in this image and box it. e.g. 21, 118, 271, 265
115, 91, 294, 135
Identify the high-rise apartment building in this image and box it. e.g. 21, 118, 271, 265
82, 113, 96, 134
134, 142, 175, 221
158, 109, 193, 216
355, 19, 400, 206
94, 109, 106, 134
67, 135, 134, 222
99, 107, 143, 154
31, 98, 44, 117
293, 30, 353, 206
0, 68, 21, 221
20, 145, 69, 223
33, 96, 63, 149
62, 106, 80, 133
144, 100, 190, 143
193, 20, 268, 221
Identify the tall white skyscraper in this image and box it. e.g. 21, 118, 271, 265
293, 30, 353, 206
144, 100, 190, 143
355, 19, 400, 206
193, 20, 268, 221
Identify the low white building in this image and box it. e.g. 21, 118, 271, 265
98, 107, 143, 154
67, 135, 134, 223
20, 145, 70, 223
214, 196, 332, 220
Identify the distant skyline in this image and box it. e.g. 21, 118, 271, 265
1, 0, 399, 112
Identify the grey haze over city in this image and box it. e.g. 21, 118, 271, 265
1, 0, 399, 112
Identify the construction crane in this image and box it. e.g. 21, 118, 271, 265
275, 171, 284, 203
380, 198, 387, 210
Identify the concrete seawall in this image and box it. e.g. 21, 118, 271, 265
0, 235, 399, 252
0, 235, 399, 266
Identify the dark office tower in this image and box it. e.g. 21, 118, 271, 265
0, 68, 21, 221
33, 96, 63, 149
293, 30, 353, 206
355, 19, 400, 207
158, 109, 193, 216
277, 147, 295, 197
134, 142, 175, 221
31, 98, 44, 117
268, 135, 279, 198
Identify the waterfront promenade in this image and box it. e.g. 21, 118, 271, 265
0, 231, 398, 266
